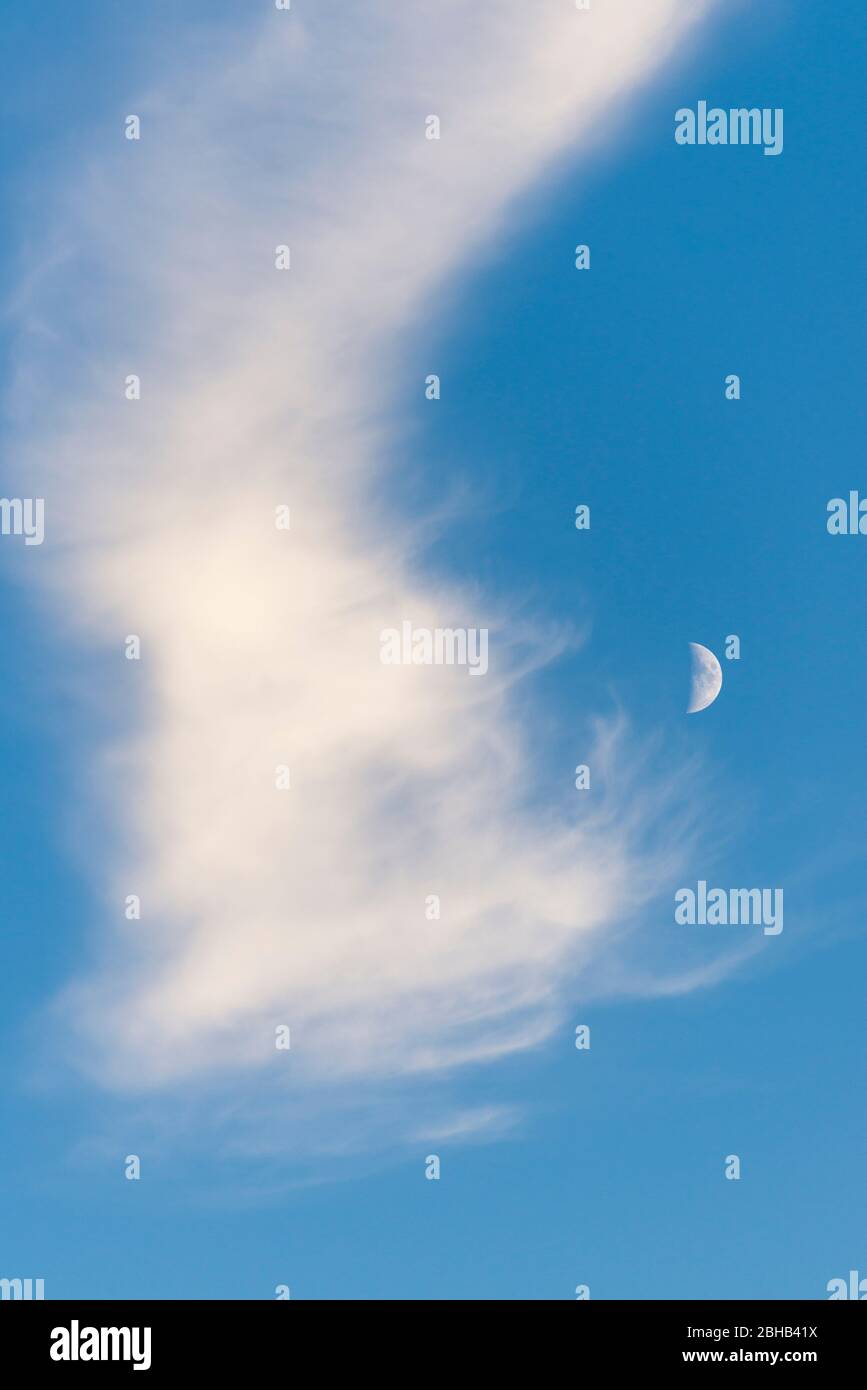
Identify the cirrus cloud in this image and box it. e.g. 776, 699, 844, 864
7, 1, 723, 1128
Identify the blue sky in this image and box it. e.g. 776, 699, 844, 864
1, 0, 865, 1299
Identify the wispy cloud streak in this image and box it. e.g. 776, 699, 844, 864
7, 1, 721, 1108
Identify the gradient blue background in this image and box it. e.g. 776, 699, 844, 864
1, 0, 865, 1298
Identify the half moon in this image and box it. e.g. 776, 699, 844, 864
687, 642, 722, 714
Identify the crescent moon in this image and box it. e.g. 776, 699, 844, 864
687, 642, 722, 714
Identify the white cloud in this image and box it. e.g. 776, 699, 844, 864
8, 1, 722, 1110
